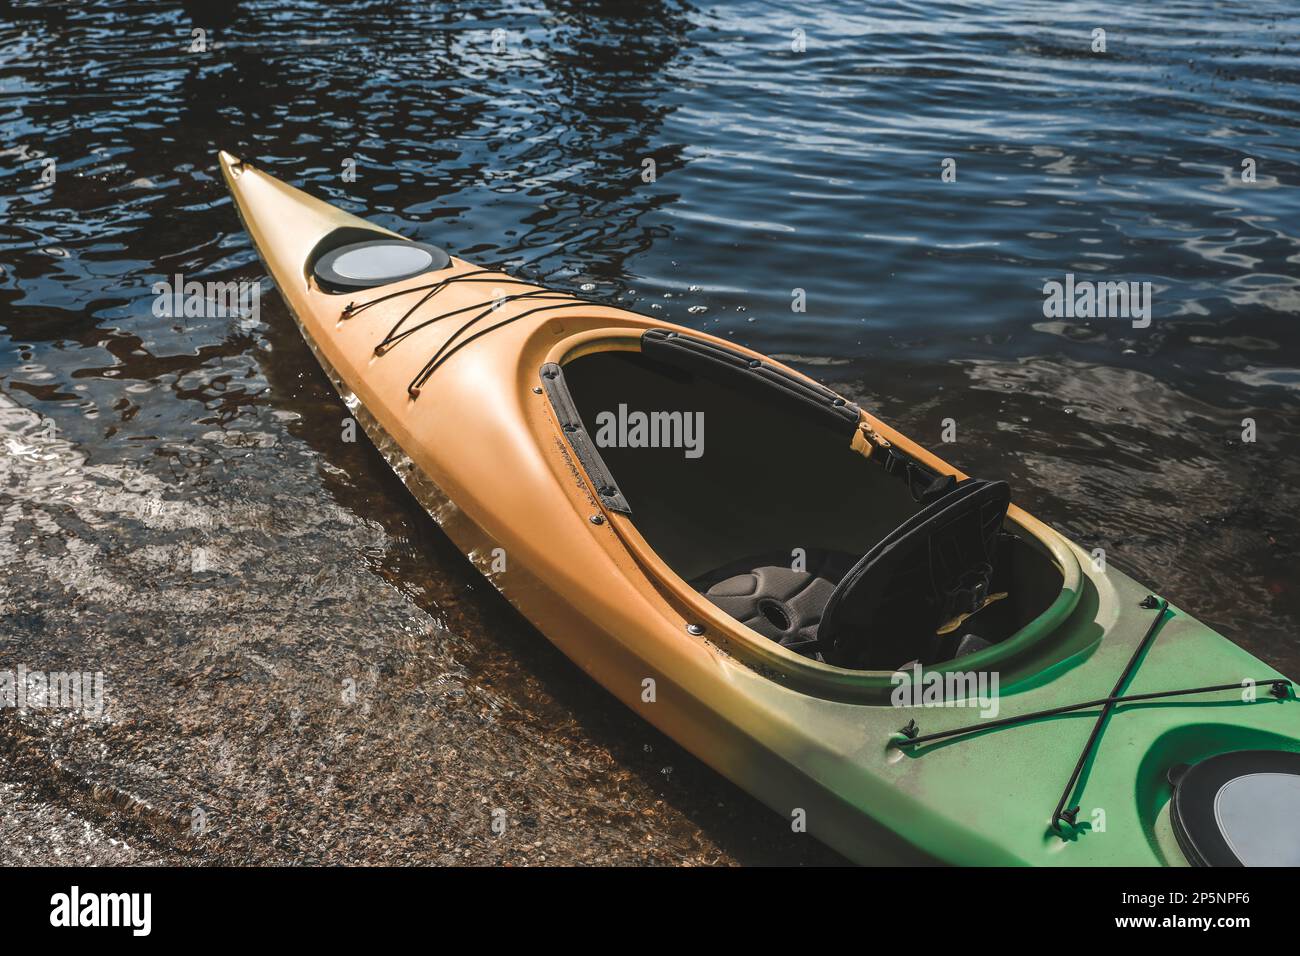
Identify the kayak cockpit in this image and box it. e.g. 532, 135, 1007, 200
555, 332, 1067, 673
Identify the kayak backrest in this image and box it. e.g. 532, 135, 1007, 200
819, 479, 1011, 670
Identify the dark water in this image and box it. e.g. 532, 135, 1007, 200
1, 0, 1298, 863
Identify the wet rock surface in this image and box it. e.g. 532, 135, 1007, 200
0, 393, 843, 865
0, 776, 158, 866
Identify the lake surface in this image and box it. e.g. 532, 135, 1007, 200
1, 0, 1298, 864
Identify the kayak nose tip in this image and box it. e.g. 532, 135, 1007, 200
217, 150, 246, 178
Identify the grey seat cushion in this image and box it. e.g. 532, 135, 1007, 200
691, 550, 856, 656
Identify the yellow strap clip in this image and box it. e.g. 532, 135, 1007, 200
851, 420, 892, 459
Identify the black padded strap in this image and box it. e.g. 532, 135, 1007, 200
640, 329, 860, 429
875, 440, 958, 505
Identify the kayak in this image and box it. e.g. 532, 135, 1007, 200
219, 151, 1299, 866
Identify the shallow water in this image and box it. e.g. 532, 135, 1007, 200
1, 0, 1298, 863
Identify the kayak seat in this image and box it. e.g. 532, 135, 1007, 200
818, 479, 1012, 670
690, 482, 1012, 669
691, 550, 858, 656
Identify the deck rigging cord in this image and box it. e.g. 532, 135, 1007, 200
891, 677, 1291, 751
340, 267, 610, 397
1050, 596, 1170, 832
887, 595, 1294, 833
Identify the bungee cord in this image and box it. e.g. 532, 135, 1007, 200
339, 266, 607, 397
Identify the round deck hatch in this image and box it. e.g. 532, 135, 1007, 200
1170, 750, 1300, 866
313, 239, 449, 290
